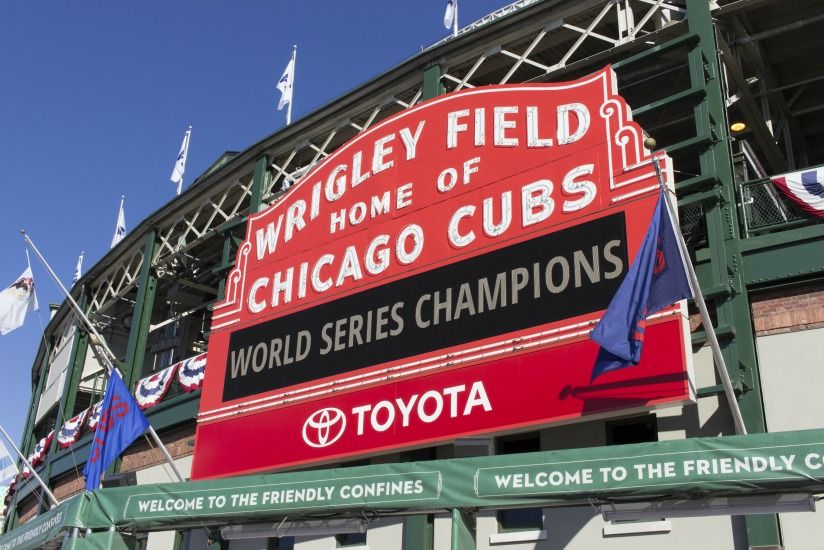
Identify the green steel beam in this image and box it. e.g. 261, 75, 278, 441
612, 32, 699, 70
686, 0, 779, 546
115, 230, 159, 478
631, 86, 706, 118
213, 217, 245, 302
123, 230, 159, 389
675, 173, 719, 194
422, 64, 444, 101
249, 156, 269, 214
404, 515, 433, 550
685, 0, 762, 420
398, 61, 445, 550
741, 223, 824, 286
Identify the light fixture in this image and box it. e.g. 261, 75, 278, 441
221, 518, 367, 540
730, 121, 747, 132
601, 493, 815, 522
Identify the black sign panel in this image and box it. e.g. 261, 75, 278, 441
223, 213, 628, 401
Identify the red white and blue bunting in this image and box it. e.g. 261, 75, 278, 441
4, 476, 16, 505
87, 400, 104, 430
771, 167, 824, 219
29, 431, 53, 468
177, 352, 207, 392
134, 364, 178, 410
57, 409, 89, 449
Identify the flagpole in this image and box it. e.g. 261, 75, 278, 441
20, 230, 186, 483
651, 156, 748, 435
0, 425, 59, 508
287, 45, 296, 126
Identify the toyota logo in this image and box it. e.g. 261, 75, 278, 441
302, 407, 346, 448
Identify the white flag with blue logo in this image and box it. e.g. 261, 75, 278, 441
170, 127, 191, 187
277, 57, 294, 111
111, 197, 126, 249
444, 0, 457, 31
72, 251, 84, 286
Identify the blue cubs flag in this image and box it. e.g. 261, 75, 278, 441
83, 369, 149, 491
590, 190, 692, 380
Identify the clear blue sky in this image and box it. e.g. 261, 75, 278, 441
0, 1, 508, 449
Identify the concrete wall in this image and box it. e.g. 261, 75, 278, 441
757, 327, 824, 550
138, 455, 193, 550
472, 507, 747, 550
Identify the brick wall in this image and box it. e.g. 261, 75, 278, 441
16, 494, 39, 524
751, 282, 824, 336
120, 424, 195, 472
53, 470, 84, 502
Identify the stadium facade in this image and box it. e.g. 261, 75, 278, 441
3, 0, 824, 548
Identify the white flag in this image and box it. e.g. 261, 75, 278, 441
0, 267, 38, 335
444, 0, 457, 30
111, 197, 126, 248
0, 440, 17, 485
170, 127, 191, 187
72, 251, 84, 286
277, 57, 295, 111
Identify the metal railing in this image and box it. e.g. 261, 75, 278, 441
738, 176, 816, 237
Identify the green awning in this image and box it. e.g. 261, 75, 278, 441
0, 496, 85, 550
80, 429, 824, 531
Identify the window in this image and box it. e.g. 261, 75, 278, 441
602, 416, 666, 537
400, 446, 437, 462
496, 433, 544, 532
268, 536, 295, 550
336, 532, 367, 547
606, 415, 658, 446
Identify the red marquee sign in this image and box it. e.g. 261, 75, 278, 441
192, 66, 693, 479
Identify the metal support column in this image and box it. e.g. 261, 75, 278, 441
686, 0, 778, 546
422, 64, 444, 101
249, 156, 269, 214
111, 230, 159, 478
213, 217, 245, 302
122, 230, 159, 389
401, 63, 446, 550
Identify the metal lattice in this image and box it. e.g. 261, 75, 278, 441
87, 247, 144, 316
153, 176, 256, 267
741, 180, 804, 232
680, 203, 708, 246
441, 0, 687, 91
262, 87, 423, 199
